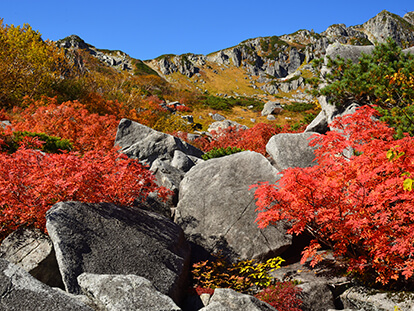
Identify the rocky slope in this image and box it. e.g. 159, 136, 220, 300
55, 10, 414, 104
143, 10, 414, 99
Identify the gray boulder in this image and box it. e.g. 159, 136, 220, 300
77, 273, 181, 311
341, 286, 414, 311
207, 120, 248, 132
324, 42, 374, 64
266, 132, 320, 171
261, 101, 282, 116
171, 150, 197, 173
115, 118, 203, 167
0, 258, 93, 311
0, 227, 63, 288
174, 151, 292, 261
46, 201, 191, 304
150, 158, 186, 194
305, 97, 360, 134
199, 288, 276, 311
211, 113, 226, 121
272, 255, 349, 311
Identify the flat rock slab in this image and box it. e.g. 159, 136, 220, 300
0, 258, 92, 311
78, 273, 181, 311
174, 151, 291, 261
46, 202, 191, 304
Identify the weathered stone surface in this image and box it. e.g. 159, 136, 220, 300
0, 258, 93, 311
341, 286, 414, 311
305, 96, 360, 134
115, 118, 203, 167
261, 101, 282, 116
324, 42, 375, 64
150, 158, 185, 193
272, 254, 349, 311
266, 132, 320, 171
207, 120, 248, 132
174, 151, 291, 261
77, 273, 181, 311
0, 227, 63, 288
199, 288, 276, 311
211, 113, 226, 121
46, 201, 191, 304
171, 150, 197, 173
362, 10, 414, 46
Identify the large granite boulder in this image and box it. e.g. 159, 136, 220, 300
77, 273, 181, 311
115, 118, 203, 168
46, 201, 191, 304
266, 132, 320, 171
174, 151, 292, 261
0, 258, 93, 311
199, 288, 276, 311
0, 228, 63, 289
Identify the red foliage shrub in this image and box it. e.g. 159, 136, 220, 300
178, 122, 304, 156
255, 282, 302, 311
175, 105, 192, 113
10, 97, 119, 153
253, 105, 414, 284
0, 144, 171, 238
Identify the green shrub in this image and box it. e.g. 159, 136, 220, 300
201, 95, 264, 111
310, 38, 414, 137
2, 131, 72, 154
283, 102, 315, 112
202, 147, 244, 160
310, 38, 414, 108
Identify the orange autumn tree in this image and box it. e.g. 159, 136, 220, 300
253, 106, 414, 285
0, 20, 70, 109
0, 139, 171, 239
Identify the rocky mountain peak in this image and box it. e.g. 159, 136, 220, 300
57, 34, 91, 50
361, 10, 414, 46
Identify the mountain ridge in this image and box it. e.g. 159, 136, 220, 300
56, 10, 414, 103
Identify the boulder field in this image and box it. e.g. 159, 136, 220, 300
3, 43, 414, 310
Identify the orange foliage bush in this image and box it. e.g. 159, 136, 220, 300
0, 141, 171, 238
254, 106, 414, 285
10, 97, 119, 153
176, 123, 304, 156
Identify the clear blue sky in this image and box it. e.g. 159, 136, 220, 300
1, 0, 413, 60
